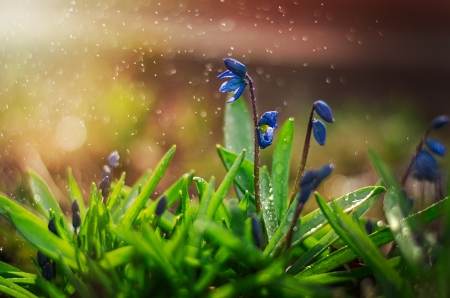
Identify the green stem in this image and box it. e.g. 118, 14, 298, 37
246, 74, 261, 213
289, 106, 314, 206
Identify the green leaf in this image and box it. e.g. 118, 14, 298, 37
271, 118, 294, 222
99, 246, 135, 269
368, 150, 400, 190
217, 145, 255, 212
0, 275, 38, 298
67, 167, 86, 219
265, 186, 385, 256
59, 254, 97, 298
106, 171, 126, 211
314, 194, 403, 290
224, 97, 253, 161
260, 166, 278, 241
195, 177, 215, 221
119, 145, 176, 230
384, 188, 425, 274
28, 169, 72, 238
207, 149, 246, 221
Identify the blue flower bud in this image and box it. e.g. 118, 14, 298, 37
257, 125, 274, 149
298, 184, 313, 205
365, 220, 373, 235
412, 150, 440, 182
313, 100, 334, 123
426, 138, 446, 156
315, 163, 334, 180
48, 218, 58, 237
102, 165, 112, 180
223, 58, 247, 78
99, 176, 110, 197
72, 211, 81, 229
72, 199, 80, 214
312, 119, 327, 146
430, 115, 450, 129
299, 169, 316, 186
258, 111, 278, 129
37, 251, 47, 267
155, 196, 167, 216
42, 263, 53, 281
108, 150, 120, 168
251, 216, 263, 248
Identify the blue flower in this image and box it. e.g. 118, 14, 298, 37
412, 150, 440, 182
257, 111, 278, 149
312, 119, 326, 146
313, 100, 334, 123
297, 163, 334, 206
426, 138, 446, 156
218, 58, 248, 103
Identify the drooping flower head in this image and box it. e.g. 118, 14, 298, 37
412, 150, 440, 182
257, 111, 278, 149
297, 163, 334, 205
312, 119, 326, 146
218, 58, 248, 103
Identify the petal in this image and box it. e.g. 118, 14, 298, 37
217, 70, 240, 79
258, 127, 274, 149
312, 119, 326, 146
298, 184, 313, 205
219, 78, 245, 93
315, 163, 334, 180
299, 169, 316, 186
430, 115, 450, 129
258, 111, 279, 128
224, 58, 247, 78
108, 150, 120, 168
413, 150, 440, 181
226, 81, 247, 103
313, 100, 334, 123
426, 138, 446, 156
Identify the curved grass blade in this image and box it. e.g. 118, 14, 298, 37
207, 149, 245, 221
119, 145, 176, 230
260, 166, 278, 241
271, 118, 294, 222
28, 169, 72, 238
314, 193, 403, 291
106, 171, 126, 211
368, 150, 400, 190
0, 275, 38, 298
67, 167, 86, 219
99, 246, 135, 270
59, 254, 97, 298
224, 96, 253, 161
195, 177, 215, 221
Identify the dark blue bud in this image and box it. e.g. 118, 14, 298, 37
313, 100, 334, 123
102, 165, 112, 180
312, 119, 327, 146
72, 199, 80, 214
99, 176, 110, 197
412, 150, 440, 182
298, 184, 313, 205
48, 218, 58, 237
407, 197, 414, 209
315, 163, 334, 181
155, 196, 167, 216
257, 126, 274, 149
72, 211, 81, 229
223, 58, 247, 78
426, 138, 446, 157
42, 263, 53, 281
251, 216, 263, 248
258, 111, 278, 129
299, 169, 316, 187
430, 115, 450, 129
37, 251, 47, 267
365, 220, 373, 235
108, 150, 120, 168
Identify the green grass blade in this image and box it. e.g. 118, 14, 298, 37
368, 150, 400, 190
106, 171, 126, 211
99, 246, 134, 269
271, 118, 294, 222
67, 167, 86, 219
224, 96, 253, 161
314, 194, 403, 290
260, 166, 278, 241
0, 275, 38, 298
216, 146, 255, 211
59, 254, 97, 298
384, 188, 425, 274
28, 169, 72, 238
207, 149, 246, 221
196, 177, 215, 221
119, 145, 176, 230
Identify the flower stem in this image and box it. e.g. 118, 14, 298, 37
289, 106, 314, 206
400, 128, 431, 187
246, 74, 261, 213
273, 202, 304, 258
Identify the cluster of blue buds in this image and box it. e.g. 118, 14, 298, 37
37, 250, 53, 281
312, 100, 334, 146
297, 163, 334, 206
257, 111, 278, 149
100, 151, 120, 199
218, 58, 248, 103
412, 115, 449, 182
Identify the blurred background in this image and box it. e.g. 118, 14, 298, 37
0, 0, 449, 269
